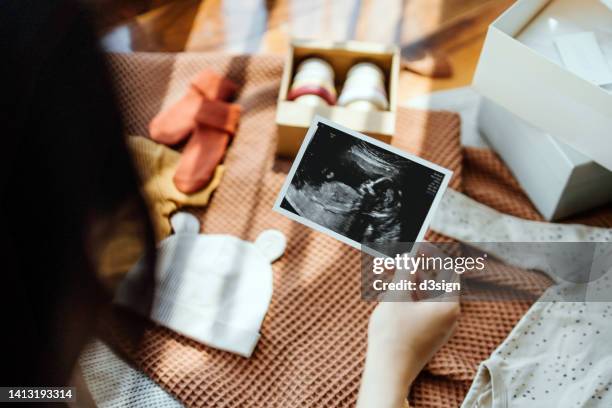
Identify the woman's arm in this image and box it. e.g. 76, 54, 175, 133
357, 266, 460, 408
357, 335, 420, 408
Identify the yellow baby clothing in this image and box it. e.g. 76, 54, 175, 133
127, 135, 224, 239
95, 137, 223, 290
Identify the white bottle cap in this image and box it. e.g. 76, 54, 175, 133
345, 62, 385, 86
294, 57, 335, 83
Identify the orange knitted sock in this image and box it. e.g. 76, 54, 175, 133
195, 100, 241, 134
191, 69, 238, 101
149, 70, 238, 146
149, 88, 201, 146
173, 127, 230, 194
173, 96, 241, 193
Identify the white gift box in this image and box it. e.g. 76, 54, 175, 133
473, 0, 612, 172
479, 97, 612, 220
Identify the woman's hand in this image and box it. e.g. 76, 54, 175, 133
357, 247, 461, 408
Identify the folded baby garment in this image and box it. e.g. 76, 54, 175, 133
430, 189, 612, 407
79, 339, 182, 408
115, 212, 286, 357
93, 137, 224, 289
127, 135, 224, 239
461, 285, 612, 407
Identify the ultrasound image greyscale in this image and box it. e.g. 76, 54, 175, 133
280, 122, 446, 251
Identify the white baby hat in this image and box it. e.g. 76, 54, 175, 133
115, 212, 286, 358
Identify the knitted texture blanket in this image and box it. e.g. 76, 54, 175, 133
105, 53, 612, 407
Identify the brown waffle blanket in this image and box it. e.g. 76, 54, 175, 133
104, 53, 612, 407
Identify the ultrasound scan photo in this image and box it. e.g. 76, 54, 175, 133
276, 120, 450, 255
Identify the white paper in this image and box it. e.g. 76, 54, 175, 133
554, 32, 612, 85
601, 0, 612, 11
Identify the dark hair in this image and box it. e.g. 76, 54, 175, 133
0, 0, 156, 386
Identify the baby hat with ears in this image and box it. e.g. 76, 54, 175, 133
115, 212, 286, 358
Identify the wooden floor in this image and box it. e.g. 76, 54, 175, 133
102, 0, 514, 100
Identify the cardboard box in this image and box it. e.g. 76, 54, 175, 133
276, 39, 399, 158
473, 0, 612, 172
479, 97, 612, 220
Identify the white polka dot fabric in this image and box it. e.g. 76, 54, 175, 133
79, 339, 183, 408
431, 189, 612, 407
433, 189, 612, 245
461, 288, 612, 407
433, 190, 612, 283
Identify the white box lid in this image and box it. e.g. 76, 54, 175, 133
473, 0, 612, 171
